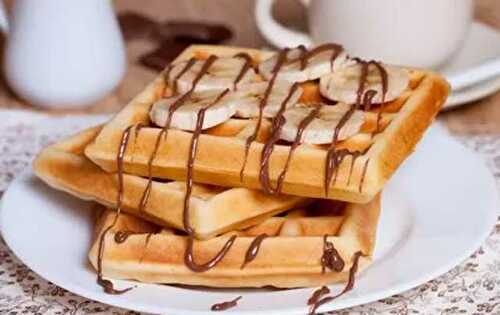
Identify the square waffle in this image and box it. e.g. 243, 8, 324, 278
33, 126, 308, 240
84, 44, 449, 203
89, 191, 380, 288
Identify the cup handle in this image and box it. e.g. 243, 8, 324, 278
255, 0, 312, 48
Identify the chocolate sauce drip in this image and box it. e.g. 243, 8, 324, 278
291, 43, 343, 71
330, 251, 363, 298
138, 56, 218, 214
139, 232, 156, 263
211, 296, 242, 311
184, 235, 237, 272
241, 233, 268, 269
274, 105, 321, 193
346, 152, 361, 186
296, 45, 308, 70
176, 81, 232, 275
239, 48, 290, 182
114, 231, 131, 244
114, 231, 149, 244
323, 58, 387, 196
321, 235, 345, 273
233, 52, 253, 90
183, 89, 230, 234
308, 251, 363, 315
183, 89, 238, 272
307, 286, 330, 306
259, 82, 300, 194
362, 89, 378, 111
96, 125, 135, 295
359, 159, 370, 193
171, 57, 196, 94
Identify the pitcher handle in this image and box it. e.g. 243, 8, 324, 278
0, 0, 9, 33
255, 0, 312, 48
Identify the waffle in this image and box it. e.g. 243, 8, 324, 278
84, 44, 449, 203
88, 192, 380, 288
33, 126, 308, 240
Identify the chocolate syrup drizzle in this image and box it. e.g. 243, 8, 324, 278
241, 233, 268, 269
233, 52, 254, 90
99, 45, 383, 297
211, 296, 242, 311
96, 125, 135, 295
114, 231, 132, 243
307, 286, 330, 307
138, 55, 218, 214
273, 104, 321, 193
114, 231, 151, 244
296, 45, 308, 70
321, 235, 345, 273
259, 82, 300, 194
323, 58, 388, 196
135, 53, 255, 273
308, 251, 363, 315
185, 234, 237, 272
182, 88, 230, 234
292, 43, 343, 71
239, 47, 290, 182
182, 88, 240, 272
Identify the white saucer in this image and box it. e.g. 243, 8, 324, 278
442, 22, 500, 109
1, 124, 498, 315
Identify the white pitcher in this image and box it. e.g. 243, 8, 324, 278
0, 0, 126, 109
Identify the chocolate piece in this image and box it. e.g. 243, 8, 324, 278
140, 40, 193, 71
156, 22, 232, 43
211, 296, 242, 311
118, 12, 157, 41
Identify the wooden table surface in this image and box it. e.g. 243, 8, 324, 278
1, 0, 500, 135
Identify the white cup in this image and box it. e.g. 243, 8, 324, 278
0, 0, 126, 109
255, 0, 473, 68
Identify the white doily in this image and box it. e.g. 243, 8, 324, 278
0, 110, 499, 315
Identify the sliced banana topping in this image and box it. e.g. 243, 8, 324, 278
319, 62, 410, 105
231, 81, 303, 118
150, 90, 235, 131
280, 104, 364, 144
167, 56, 257, 94
259, 45, 352, 83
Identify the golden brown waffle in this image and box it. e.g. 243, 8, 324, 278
84, 45, 449, 203
33, 126, 308, 240
88, 193, 380, 288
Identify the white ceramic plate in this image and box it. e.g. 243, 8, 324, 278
442, 22, 500, 109
1, 124, 498, 315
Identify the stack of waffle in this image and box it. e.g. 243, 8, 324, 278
33, 44, 449, 308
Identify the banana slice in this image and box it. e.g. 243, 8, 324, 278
259, 45, 352, 83
150, 90, 235, 131
231, 81, 303, 118
280, 104, 364, 144
319, 62, 410, 105
167, 56, 257, 94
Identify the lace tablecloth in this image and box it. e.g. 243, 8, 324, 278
0, 110, 499, 315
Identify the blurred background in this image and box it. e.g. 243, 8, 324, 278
0, 0, 499, 133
